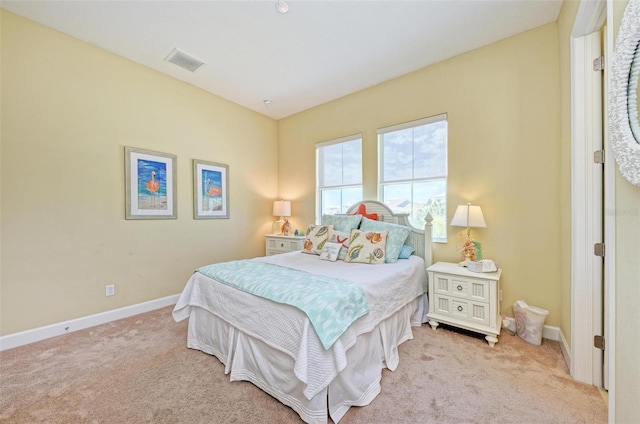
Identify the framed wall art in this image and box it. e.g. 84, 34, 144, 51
193, 159, 229, 219
125, 146, 177, 219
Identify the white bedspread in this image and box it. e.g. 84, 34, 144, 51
173, 252, 427, 400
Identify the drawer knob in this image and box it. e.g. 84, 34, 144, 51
456, 285, 463, 291
457, 305, 463, 312
280, 243, 284, 247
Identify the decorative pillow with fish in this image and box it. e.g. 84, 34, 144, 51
302, 224, 333, 255
344, 229, 388, 265
359, 217, 410, 263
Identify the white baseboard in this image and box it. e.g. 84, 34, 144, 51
502, 317, 561, 342
0, 294, 180, 352
542, 324, 561, 341
559, 328, 571, 370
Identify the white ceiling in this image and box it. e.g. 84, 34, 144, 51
2, 0, 563, 119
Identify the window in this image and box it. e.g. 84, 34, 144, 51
316, 134, 363, 220
378, 114, 448, 241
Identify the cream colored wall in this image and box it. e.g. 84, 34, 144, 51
278, 24, 563, 326
0, 11, 278, 336
611, 0, 640, 421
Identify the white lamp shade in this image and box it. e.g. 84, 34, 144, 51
450, 204, 487, 228
273, 200, 291, 217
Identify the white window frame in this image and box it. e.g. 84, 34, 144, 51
378, 113, 448, 241
316, 134, 363, 222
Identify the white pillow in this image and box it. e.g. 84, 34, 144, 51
319, 242, 342, 262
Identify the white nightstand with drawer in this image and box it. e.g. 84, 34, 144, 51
426, 262, 502, 347
265, 234, 305, 256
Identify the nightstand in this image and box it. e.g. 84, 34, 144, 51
426, 262, 502, 347
265, 234, 305, 256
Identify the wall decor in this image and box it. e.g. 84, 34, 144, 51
193, 159, 229, 219
610, 0, 640, 185
125, 146, 177, 219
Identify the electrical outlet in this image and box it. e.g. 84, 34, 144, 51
105, 284, 115, 297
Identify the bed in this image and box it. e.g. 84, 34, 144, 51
173, 200, 433, 423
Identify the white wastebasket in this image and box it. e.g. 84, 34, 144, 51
513, 300, 549, 346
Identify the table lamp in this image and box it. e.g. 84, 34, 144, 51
450, 203, 487, 266
272, 200, 291, 235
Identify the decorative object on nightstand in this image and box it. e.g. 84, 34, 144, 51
272, 200, 291, 235
450, 203, 487, 266
281, 219, 291, 236
265, 234, 305, 256
426, 262, 502, 347
467, 259, 498, 273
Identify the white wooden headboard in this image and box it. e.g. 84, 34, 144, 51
344, 200, 433, 268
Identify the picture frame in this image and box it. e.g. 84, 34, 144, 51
125, 146, 177, 220
193, 159, 229, 219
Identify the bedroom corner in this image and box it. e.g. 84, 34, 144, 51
277, 22, 563, 332
0, 11, 278, 338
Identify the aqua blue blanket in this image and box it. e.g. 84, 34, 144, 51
196, 260, 370, 349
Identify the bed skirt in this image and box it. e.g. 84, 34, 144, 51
185, 295, 425, 424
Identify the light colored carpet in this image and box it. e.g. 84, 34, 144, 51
0, 306, 607, 423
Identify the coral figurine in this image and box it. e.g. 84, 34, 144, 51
458, 239, 482, 265
281, 219, 291, 236
461, 239, 477, 262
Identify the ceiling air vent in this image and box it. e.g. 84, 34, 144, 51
164, 48, 206, 72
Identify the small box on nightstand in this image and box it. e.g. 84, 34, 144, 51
467, 260, 499, 273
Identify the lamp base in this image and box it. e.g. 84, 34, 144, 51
458, 253, 471, 267
272, 219, 285, 235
